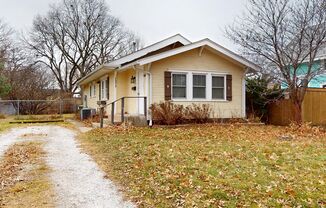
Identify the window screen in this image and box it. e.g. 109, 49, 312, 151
193, 74, 206, 99
212, 76, 225, 99
172, 74, 187, 98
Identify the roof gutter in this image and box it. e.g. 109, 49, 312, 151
77, 64, 115, 86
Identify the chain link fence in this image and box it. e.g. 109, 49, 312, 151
0, 99, 82, 117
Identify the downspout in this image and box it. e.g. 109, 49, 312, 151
242, 68, 249, 118
134, 64, 153, 126
145, 69, 153, 126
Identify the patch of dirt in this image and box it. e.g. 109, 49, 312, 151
21, 133, 48, 138
0, 141, 54, 208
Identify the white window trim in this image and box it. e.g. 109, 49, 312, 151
169, 70, 228, 102
91, 82, 96, 98
100, 76, 109, 101
211, 74, 227, 101
192, 72, 208, 100
171, 72, 188, 100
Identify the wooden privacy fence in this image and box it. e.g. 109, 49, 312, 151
268, 88, 326, 125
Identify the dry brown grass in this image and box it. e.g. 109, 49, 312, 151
80, 124, 326, 207
0, 142, 54, 208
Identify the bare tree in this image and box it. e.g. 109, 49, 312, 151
24, 0, 139, 95
1, 45, 56, 114
0, 19, 13, 97
0, 19, 12, 61
226, 0, 326, 123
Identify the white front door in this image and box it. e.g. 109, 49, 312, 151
136, 69, 145, 115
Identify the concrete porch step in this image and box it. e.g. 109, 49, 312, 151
104, 114, 148, 126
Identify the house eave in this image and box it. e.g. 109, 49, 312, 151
77, 65, 115, 86
116, 39, 261, 73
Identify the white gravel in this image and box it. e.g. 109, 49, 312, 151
0, 125, 135, 208
0, 126, 44, 157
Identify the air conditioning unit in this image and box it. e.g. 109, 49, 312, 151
80, 108, 96, 120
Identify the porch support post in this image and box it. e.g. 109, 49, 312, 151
121, 97, 125, 123
144, 97, 147, 118
111, 102, 115, 124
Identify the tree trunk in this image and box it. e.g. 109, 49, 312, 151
292, 98, 303, 124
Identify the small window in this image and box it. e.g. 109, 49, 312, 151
212, 76, 225, 99
89, 85, 92, 97
101, 80, 107, 100
92, 84, 96, 97
172, 74, 187, 99
193, 74, 206, 99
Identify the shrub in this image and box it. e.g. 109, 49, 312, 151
0, 114, 6, 119
151, 102, 213, 125
150, 102, 185, 125
185, 104, 212, 123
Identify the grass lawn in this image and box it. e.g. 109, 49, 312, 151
80, 124, 326, 207
0, 141, 54, 207
0, 114, 75, 133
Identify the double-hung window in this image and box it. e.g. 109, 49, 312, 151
212, 76, 225, 99
172, 73, 187, 99
92, 84, 96, 98
101, 80, 105, 100
193, 74, 206, 99
90, 83, 96, 98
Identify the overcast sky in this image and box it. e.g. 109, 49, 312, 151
0, 0, 247, 51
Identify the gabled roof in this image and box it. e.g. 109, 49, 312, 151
118, 39, 260, 71
105, 34, 191, 68
78, 34, 260, 85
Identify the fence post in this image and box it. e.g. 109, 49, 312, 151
111, 102, 115, 124
121, 97, 125, 123
17, 100, 20, 117
100, 107, 104, 128
59, 100, 63, 116
144, 97, 147, 118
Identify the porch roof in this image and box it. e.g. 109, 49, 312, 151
78, 65, 114, 86
78, 34, 260, 86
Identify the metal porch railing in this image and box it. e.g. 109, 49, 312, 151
98, 96, 147, 127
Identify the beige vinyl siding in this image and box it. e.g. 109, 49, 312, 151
84, 82, 100, 109
83, 72, 115, 114
150, 48, 245, 118
115, 69, 138, 115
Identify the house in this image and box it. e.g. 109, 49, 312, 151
304, 44, 326, 88
281, 43, 326, 89
77, 34, 259, 124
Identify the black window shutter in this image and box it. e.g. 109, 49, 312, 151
99, 82, 101, 100
106, 77, 110, 100
164, 71, 172, 101
226, 75, 232, 101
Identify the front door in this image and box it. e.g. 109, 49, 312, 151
136, 69, 145, 115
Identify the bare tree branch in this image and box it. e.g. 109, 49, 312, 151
226, 0, 326, 123
24, 0, 139, 95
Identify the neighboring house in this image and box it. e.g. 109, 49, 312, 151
78, 34, 259, 123
0, 100, 16, 115
284, 44, 326, 88
306, 44, 326, 88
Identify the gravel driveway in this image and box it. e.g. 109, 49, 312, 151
0, 125, 135, 208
